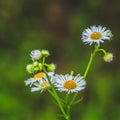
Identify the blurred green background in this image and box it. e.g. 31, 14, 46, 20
0, 0, 120, 120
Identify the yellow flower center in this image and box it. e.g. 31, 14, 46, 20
40, 81, 49, 88
64, 80, 77, 89
34, 72, 45, 79
90, 32, 102, 40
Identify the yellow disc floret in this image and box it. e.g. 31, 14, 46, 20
40, 81, 49, 88
64, 80, 77, 89
90, 32, 102, 40
34, 72, 45, 79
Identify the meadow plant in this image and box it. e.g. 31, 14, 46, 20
25, 25, 113, 120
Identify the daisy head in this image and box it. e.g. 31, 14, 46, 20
82, 25, 112, 46
24, 72, 45, 86
30, 50, 41, 61
31, 78, 51, 92
53, 72, 86, 94
24, 72, 54, 86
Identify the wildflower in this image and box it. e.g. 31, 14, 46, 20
53, 72, 86, 94
31, 78, 51, 92
24, 72, 54, 86
30, 50, 41, 61
103, 53, 113, 63
25, 72, 45, 86
82, 25, 112, 46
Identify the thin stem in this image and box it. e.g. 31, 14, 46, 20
48, 89, 56, 99
97, 48, 107, 55
66, 105, 71, 120
83, 45, 99, 78
48, 90, 70, 120
63, 92, 78, 120
65, 93, 71, 120
41, 58, 68, 119
65, 93, 70, 105
69, 45, 99, 111
69, 92, 78, 106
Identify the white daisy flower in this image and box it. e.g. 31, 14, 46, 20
31, 78, 51, 92
53, 72, 86, 94
25, 72, 54, 86
30, 50, 41, 61
82, 25, 111, 46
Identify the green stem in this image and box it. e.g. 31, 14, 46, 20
65, 93, 70, 105
68, 45, 99, 112
83, 45, 99, 78
70, 92, 78, 106
65, 93, 71, 120
42, 58, 68, 119
97, 48, 107, 55
66, 105, 71, 120
48, 90, 70, 120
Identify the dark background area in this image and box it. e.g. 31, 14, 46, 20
0, 0, 120, 120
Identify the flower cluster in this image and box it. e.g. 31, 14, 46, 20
24, 25, 113, 120
25, 49, 55, 92
25, 50, 86, 93
26, 49, 56, 74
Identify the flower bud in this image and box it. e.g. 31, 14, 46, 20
26, 64, 34, 73
103, 53, 113, 63
47, 63, 56, 71
33, 61, 39, 67
38, 63, 42, 70
30, 50, 41, 61
41, 50, 50, 57
34, 67, 39, 72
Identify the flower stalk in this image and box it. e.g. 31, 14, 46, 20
83, 44, 99, 78
25, 25, 113, 120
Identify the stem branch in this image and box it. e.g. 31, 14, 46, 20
83, 45, 99, 79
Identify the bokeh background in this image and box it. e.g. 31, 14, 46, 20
0, 0, 120, 120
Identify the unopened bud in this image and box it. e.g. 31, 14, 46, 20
41, 50, 50, 57
103, 53, 113, 63
33, 61, 39, 67
26, 64, 34, 73
47, 63, 56, 71
34, 67, 39, 72
38, 63, 42, 70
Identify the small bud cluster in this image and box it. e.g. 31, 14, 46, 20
26, 49, 56, 74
